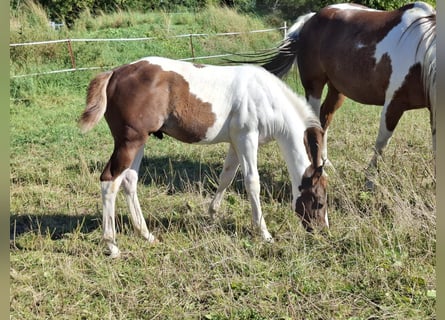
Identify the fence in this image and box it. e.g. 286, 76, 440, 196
10, 23, 287, 79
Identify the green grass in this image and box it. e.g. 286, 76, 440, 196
10, 3, 435, 319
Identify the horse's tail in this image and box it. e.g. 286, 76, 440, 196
261, 12, 315, 78
422, 29, 436, 152
78, 71, 113, 133
423, 36, 436, 109
420, 15, 436, 109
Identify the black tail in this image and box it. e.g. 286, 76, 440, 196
260, 38, 299, 78
223, 38, 299, 78
225, 12, 315, 78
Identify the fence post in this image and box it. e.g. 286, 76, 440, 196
67, 39, 76, 69
283, 21, 287, 39
189, 35, 195, 60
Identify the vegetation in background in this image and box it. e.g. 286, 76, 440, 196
255, 0, 435, 19
10, 1, 435, 319
10, 0, 436, 26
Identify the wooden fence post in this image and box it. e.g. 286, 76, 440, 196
67, 39, 76, 69
189, 35, 195, 60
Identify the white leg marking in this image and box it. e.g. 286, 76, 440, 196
369, 105, 393, 168
308, 95, 330, 162
209, 145, 239, 218
122, 146, 156, 243
324, 210, 329, 228
234, 132, 273, 242
307, 96, 321, 117
122, 170, 156, 242
101, 176, 125, 258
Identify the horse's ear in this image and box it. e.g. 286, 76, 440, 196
303, 128, 314, 165
312, 166, 323, 185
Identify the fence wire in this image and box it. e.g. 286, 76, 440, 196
10, 26, 286, 78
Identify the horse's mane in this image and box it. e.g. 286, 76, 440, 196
399, 11, 436, 106
416, 15, 436, 107
272, 73, 321, 130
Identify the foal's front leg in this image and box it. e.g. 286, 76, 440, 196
234, 133, 273, 242
208, 145, 239, 218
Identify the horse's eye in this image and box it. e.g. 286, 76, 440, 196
312, 201, 324, 210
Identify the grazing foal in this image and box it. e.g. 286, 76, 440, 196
79, 57, 327, 257
248, 2, 436, 171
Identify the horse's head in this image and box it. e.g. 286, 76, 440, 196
295, 164, 328, 232
295, 126, 328, 232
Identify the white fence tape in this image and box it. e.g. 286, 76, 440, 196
10, 27, 284, 47
10, 26, 285, 79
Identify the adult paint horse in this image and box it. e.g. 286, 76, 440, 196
78, 56, 328, 258
248, 2, 436, 171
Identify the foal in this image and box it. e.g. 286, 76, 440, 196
79, 57, 327, 257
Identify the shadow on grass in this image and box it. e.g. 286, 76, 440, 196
12, 154, 293, 245
10, 213, 101, 241
83, 155, 292, 202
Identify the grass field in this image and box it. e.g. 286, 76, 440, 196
10, 3, 436, 319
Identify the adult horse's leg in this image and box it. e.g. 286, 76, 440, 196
208, 145, 239, 218
308, 81, 345, 166
233, 131, 273, 242
101, 136, 147, 258
366, 101, 404, 189
122, 145, 157, 243
369, 102, 404, 168
429, 106, 436, 164
301, 79, 345, 165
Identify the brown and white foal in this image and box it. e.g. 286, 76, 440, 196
79, 57, 327, 257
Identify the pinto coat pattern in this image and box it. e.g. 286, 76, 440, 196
247, 2, 436, 172
79, 57, 327, 258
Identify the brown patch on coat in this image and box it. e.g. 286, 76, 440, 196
105, 60, 216, 144
385, 63, 428, 131
298, 5, 404, 105
85, 60, 216, 181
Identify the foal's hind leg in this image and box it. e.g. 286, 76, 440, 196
101, 170, 127, 258
101, 137, 148, 258
122, 145, 156, 243
208, 145, 239, 219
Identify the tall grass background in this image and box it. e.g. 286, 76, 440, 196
10, 1, 435, 319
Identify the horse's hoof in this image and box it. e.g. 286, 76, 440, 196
364, 178, 376, 192
106, 247, 121, 259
